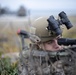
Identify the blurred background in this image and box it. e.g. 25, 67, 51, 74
0, 0, 76, 55
0, 0, 76, 74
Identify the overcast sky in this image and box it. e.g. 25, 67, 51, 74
0, 0, 76, 16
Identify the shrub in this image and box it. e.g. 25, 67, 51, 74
0, 57, 18, 75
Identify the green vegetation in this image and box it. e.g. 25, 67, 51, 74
0, 56, 18, 75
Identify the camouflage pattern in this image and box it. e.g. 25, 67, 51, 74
18, 46, 76, 75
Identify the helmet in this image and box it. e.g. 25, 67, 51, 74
32, 17, 57, 42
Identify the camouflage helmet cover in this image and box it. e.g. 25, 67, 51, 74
32, 17, 57, 42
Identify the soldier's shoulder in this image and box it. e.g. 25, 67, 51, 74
22, 50, 31, 58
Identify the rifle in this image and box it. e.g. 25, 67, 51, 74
58, 38, 76, 46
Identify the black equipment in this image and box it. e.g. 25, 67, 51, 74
47, 11, 73, 36
58, 38, 76, 46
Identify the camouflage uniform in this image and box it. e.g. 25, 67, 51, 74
18, 47, 76, 75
